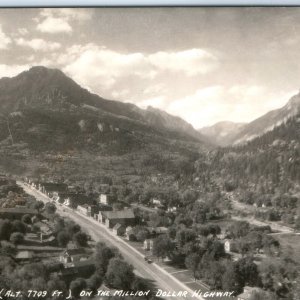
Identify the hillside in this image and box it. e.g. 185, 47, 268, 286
200, 91, 300, 146
0, 66, 206, 146
0, 66, 207, 179
199, 121, 245, 146
232, 92, 300, 145
194, 111, 300, 228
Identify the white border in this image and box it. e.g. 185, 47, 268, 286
1, 0, 300, 7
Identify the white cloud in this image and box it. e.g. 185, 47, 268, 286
63, 46, 148, 89
164, 85, 296, 129
111, 89, 130, 99
167, 86, 226, 128
59, 44, 217, 92
143, 84, 166, 95
18, 28, 29, 36
16, 38, 61, 51
228, 85, 264, 99
0, 64, 29, 78
36, 8, 92, 34
149, 49, 218, 76
37, 17, 72, 34
0, 25, 11, 49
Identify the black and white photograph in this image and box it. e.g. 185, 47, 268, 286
0, 7, 299, 300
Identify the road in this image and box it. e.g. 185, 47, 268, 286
19, 182, 204, 300
230, 197, 294, 234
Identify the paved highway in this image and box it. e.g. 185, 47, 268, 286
19, 182, 204, 300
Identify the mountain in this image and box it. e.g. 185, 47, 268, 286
199, 91, 300, 146
142, 106, 210, 142
232, 92, 300, 145
199, 121, 246, 146
0, 66, 208, 177
0, 66, 206, 146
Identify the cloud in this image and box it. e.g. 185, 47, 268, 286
167, 86, 226, 128
165, 85, 295, 129
36, 8, 92, 34
149, 49, 218, 76
18, 28, 29, 36
37, 17, 72, 34
0, 64, 29, 77
0, 25, 11, 49
16, 38, 61, 51
59, 44, 217, 93
111, 89, 130, 99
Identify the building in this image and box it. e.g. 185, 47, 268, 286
224, 239, 239, 253
112, 223, 126, 236
125, 226, 136, 241
98, 209, 135, 228
94, 204, 113, 221
62, 193, 91, 209
88, 205, 101, 218
77, 204, 105, 218
77, 204, 89, 216
143, 239, 153, 251
167, 207, 177, 212
60, 259, 96, 283
15, 250, 34, 262
99, 194, 108, 205
148, 226, 168, 237
152, 198, 162, 206
59, 248, 89, 264
39, 182, 68, 197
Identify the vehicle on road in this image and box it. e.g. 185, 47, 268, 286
144, 256, 153, 263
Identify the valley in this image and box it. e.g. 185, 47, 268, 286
0, 67, 299, 300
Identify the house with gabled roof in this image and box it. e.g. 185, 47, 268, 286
59, 248, 90, 264
98, 209, 136, 228
59, 259, 96, 284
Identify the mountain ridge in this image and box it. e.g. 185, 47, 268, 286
0, 66, 206, 145
199, 91, 300, 146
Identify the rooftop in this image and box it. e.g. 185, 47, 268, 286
16, 250, 34, 259
113, 223, 125, 230
102, 209, 135, 220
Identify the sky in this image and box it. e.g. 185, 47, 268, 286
0, 7, 300, 128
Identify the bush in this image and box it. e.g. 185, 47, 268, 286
10, 232, 24, 245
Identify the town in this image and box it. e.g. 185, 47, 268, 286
0, 172, 299, 300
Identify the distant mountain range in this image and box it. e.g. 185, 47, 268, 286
0, 66, 207, 155
199, 121, 246, 146
199, 91, 300, 146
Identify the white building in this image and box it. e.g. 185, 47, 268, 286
99, 194, 108, 205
